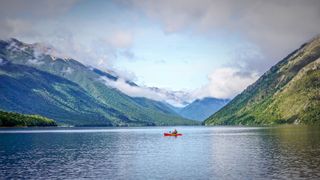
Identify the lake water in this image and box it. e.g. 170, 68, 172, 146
1, 126, 320, 179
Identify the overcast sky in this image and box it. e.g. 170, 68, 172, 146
1, 0, 319, 99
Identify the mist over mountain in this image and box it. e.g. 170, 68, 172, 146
0, 38, 199, 126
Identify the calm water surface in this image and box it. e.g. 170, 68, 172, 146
1, 126, 320, 179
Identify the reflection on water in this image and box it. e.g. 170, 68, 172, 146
0, 126, 319, 179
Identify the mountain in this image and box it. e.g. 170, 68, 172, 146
132, 97, 180, 115
178, 97, 229, 121
0, 61, 121, 126
164, 103, 183, 114
205, 36, 320, 125
0, 38, 198, 126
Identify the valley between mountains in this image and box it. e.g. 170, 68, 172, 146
1, 36, 319, 127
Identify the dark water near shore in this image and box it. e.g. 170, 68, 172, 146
0, 126, 320, 179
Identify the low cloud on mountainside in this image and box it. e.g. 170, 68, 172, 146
101, 66, 258, 104
100, 76, 192, 107
100, 76, 167, 102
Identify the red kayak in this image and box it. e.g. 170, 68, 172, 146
164, 133, 182, 136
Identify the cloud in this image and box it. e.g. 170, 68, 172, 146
62, 67, 74, 75
129, 0, 320, 71
110, 68, 137, 82
2, 0, 319, 101
0, 0, 79, 39
101, 76, 166, 99
0, 1, 136, 68
28, 32, 113, 71
33, 42, 68, 61
106, 31, 134, 49
6, 39, 48, 66
100, 76, 191, 107
100, 68, 252, 105
0, 19, 35, 39
6, 39, 57, 66
120, 50, 135, 60
26, 59, 44, 66
192, 67, 259, 99
29, 29, 137, 74
0, 0, 78, 17
124, 0, 320, 99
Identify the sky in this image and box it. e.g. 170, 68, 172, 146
0, 0, 320, 102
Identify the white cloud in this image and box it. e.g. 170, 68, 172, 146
130, 0, 320, 71
33, 42, 68, 60
7, 40, 46, 66
110, 68, 137, 82
31, 30, 137, 74
124, 0, 320, 99
0, 1, 136, 70
107, 31, 134, 49
0, 0, 78, 17
27, 59, 44, 66
62, 67, 74, 75
100, 76, 191, 107
192, 67, 259, 99
5, 39, 45, 66
0, 19, 35, 39
0, 0, 79, 39
101, 76, 165, 99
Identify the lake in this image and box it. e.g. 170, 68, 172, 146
1, 126, 320, 179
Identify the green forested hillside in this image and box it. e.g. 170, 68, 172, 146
0, 110, 57, 127
0, 62, 119, 126
205, 36, 320, 125
0, 39, 198, 126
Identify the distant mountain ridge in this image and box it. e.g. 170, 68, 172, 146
178, 97, 229, 121
205, 35, 320, 125
0, 38, 198, 126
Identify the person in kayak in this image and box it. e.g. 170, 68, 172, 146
172, 129, 178, 134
